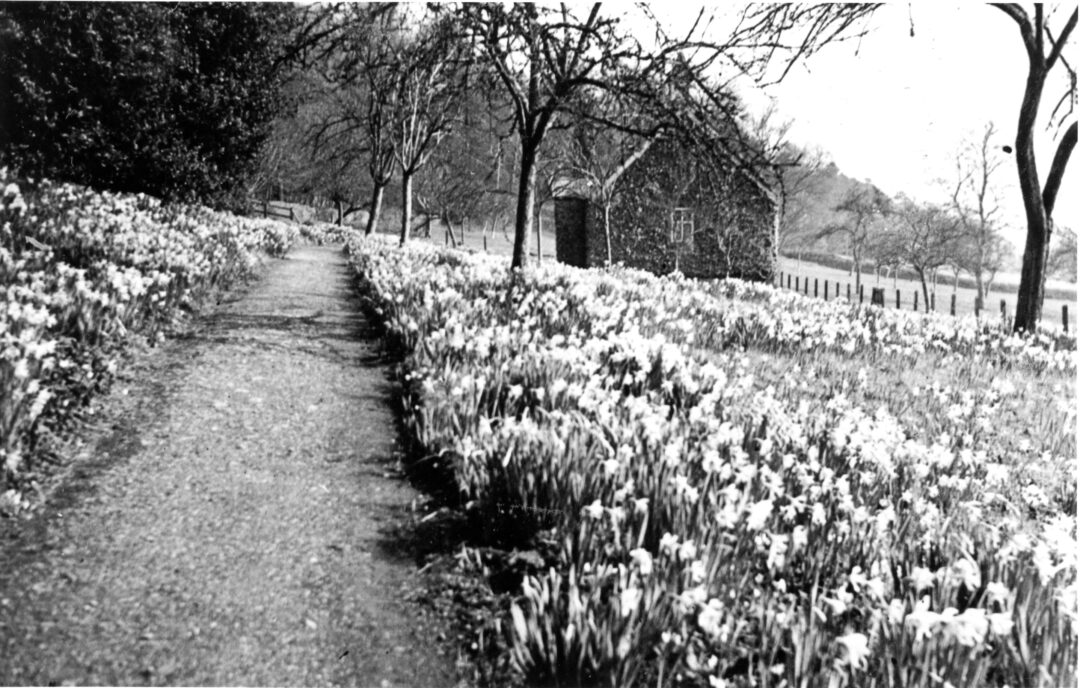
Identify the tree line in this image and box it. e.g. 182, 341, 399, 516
0, 2, 1074, 332
782, 121, 1075, 313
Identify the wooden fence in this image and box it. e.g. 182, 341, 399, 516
776, 270, 1073, 334
251, 199, 297, 223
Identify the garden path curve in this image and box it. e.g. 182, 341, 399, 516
0, 245, 460, 687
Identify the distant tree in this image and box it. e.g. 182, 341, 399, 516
248, 69, 369, 223
456, 4, 643, 269
0, 2, 300, 205
879, 199, 965, 312
815, 186, 892, 292
953, 230, 1012, 299
949, 122, 1011, 309
991, 4, 1077, 331
1048, 226, 1077, 281
556, 90, 664, 266
313, 78, 396, 232
748, 102, 828, 269
414, 103, 501, 247
457, 3, 880, 270
312, 6, 409, 236
383, 13, 472, 246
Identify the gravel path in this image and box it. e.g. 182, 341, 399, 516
0, 246, 461, 687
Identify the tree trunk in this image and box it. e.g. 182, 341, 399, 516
365, 183, 385, 236
535, 198, 542, 263
917, 269, 931, 313
853, 245, 862, 293
603, 203, 613, 266
335, 200, 343, 227
1011, 47, 1051, 331
511, 142, 539, 270
443, 211, 458, 249
772, 187, 784, 276
400, 171, 413, 247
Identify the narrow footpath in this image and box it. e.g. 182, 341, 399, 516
0, 246, 461, 687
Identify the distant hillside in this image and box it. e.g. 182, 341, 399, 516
782, 161, 887, 254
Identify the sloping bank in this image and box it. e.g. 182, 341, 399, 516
346, 234, 1076, 688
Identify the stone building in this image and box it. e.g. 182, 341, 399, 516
554, 137, 776, 282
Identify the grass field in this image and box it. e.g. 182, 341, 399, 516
777, 257, 1078, 332
356, 206, 559, 261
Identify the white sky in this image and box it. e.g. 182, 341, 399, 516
652, 3, 1077, 253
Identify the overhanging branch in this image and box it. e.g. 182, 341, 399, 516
1043, 120, 1077, 219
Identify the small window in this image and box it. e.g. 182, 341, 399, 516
671, 207, 694, 243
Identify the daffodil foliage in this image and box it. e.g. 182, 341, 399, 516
0, 172, 298, 502
350, 235, 1076, 688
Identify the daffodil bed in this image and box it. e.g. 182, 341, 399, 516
348, 234, 1077, 688
0, 172, 298, 505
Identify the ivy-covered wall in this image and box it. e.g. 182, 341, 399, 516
556, 138, 775, 282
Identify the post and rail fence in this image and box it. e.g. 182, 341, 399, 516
250, 199, 297, 223
776, 270, 1073, 334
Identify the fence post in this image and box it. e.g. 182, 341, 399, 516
814, 278, 818, 298
787, 274, 791, 289
795, 277, 799, 292
825, 281, 829, 300
896, 289, 901, 309
871, 287, 885, 307
805, 278, 809, 295
914, 291, 919, 311
859, 284, 864, 303
930, 292, 935, 311
847, 284, 851, 301
1000, 299, 1007, 325
950, 293, 956, 316
1065, 304, 1070, 334
483, 234, 488, 252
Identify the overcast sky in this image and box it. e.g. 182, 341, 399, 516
656, 3, 1077, 253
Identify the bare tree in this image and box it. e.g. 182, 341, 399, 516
815, 186, 892, 293
317, 7, 471, 243
312, 6, 400, 235
881, 199, 965, 312
1048, 225, 1077, 280
457, 4, 647, 269
555, 90, 663, 266
414, 99, 502, 248
948, 122, 1011, 309
991, 4, 1077, 331
457, 3, 879, 270
748, 102, 827, 270
385, 14, 471, 246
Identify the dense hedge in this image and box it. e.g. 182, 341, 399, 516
0, 2, 299, 207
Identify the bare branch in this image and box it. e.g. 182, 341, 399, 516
1043, 120, 1078, 219
1044, 7, 1078, 70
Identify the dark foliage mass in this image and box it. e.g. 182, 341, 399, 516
0, 2, 299, 206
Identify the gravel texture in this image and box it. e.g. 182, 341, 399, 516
0, 245, 461, 687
